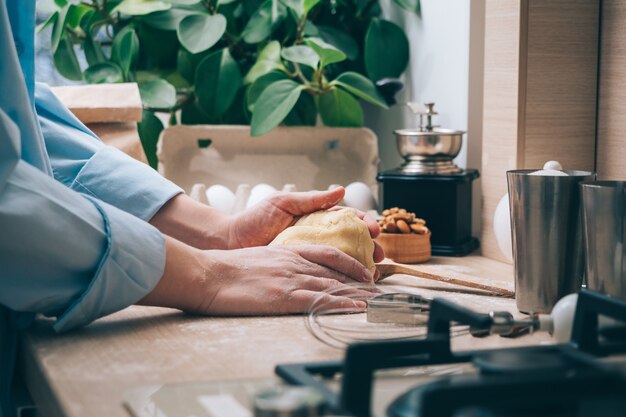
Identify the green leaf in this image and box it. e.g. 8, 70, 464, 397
164, 71, 191, 89
177, 49, 195, 82
111, 27, 140, 77
36, 12, 56, 34
364, 18, 409, 81
139, 79, 177, 108
246, 70, 289, 111
142, 8, 203, 31
51, 5, 70, 53
220, 89, 251, 124
391, 0, 420, 15
280, 0, 302, 15
53, 38, 82, 81
333, 71, 387, 108
113, 0, 172, 15
317, 25, 358, 60
138, 110, 163, 169
83, 62, 124, 83
163, 0, 201, 4
242, 0, 286, 44
302, 20, 318, 36
303, 0, 319, 14
195, 48, 242, 118
283, 92, 316, 126
250, 79, 303, 136
66, 4, 92, 28
181, 99, 216, 124
137, 24, 180, 68
244, 40, 284, 84
305, 37, 346, 69
177, 14, 226, 54
319, 88, 363, 127
281, 45, 318, 69
84, 34, 106, 66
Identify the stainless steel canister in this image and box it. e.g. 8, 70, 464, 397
507, 170, 596, 313
581, 181, 626, 300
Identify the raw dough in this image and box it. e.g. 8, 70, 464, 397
270, 208, 376, 275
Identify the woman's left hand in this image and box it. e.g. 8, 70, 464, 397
226, 187, 385, 268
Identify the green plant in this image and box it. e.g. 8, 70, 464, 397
42, 0, 417, 167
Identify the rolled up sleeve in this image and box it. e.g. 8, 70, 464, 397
0, 141, 166, 332
0, 107, 165, 331
35, 83, 182, 221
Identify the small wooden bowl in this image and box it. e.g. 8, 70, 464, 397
375, 232, 431, 264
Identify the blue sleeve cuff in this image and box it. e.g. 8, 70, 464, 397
53, 197, 166, 332
70, 146, 183, 221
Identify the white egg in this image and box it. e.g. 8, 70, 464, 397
343, 182, 377, 212
246, 183, 277, 208
206, 184, 235, 212
493, 194, 513, 263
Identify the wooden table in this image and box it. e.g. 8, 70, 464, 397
19, 255, 551, 417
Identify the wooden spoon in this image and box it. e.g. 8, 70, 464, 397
376, 263, 515, 298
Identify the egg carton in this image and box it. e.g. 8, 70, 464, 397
189, 181, 378, 214
157, 125, 380, 212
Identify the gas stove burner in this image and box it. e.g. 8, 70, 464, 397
278, 290, 626, 417
472, 350, 572, 377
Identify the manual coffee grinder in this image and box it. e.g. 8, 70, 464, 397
377, 103, 479, 255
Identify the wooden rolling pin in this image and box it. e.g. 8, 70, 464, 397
376, 263, 515, 298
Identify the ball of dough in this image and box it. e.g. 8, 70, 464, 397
270, 208, 376, 275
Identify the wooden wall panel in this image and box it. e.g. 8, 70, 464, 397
523, 1, 598, 170
481, 0, 599, 262
481, 0, 523, 262
597, 0, 626, 179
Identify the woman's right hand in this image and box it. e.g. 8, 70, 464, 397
139, 237, 376, 315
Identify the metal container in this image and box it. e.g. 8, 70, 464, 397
394, 103, 465, 174
582, 181, 626, 300
507, 169, 596, 313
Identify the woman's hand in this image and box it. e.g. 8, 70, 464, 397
226, 187, 385, 262
149, 188, 385, 281
140, 237, 377, 315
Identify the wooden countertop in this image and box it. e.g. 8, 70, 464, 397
19, 255, 551, 417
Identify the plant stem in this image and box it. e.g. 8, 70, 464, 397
292, 63, 310, 86
201, 0, 217, 14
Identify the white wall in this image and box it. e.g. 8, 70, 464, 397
365, 0, 485, 238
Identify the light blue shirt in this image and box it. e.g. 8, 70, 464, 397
0, 1, 183, 415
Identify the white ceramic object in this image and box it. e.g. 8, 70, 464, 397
246, 183, 277, 208
493, 194, 513, 263
543, 160, 563, 170
189, 183, 209, 205
343, 182, 377, 212
529, 160, 568, 176
537, 293, 578, 343
206, 184, 236, 213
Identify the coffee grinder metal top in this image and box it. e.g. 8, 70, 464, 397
394, 102, 465, 174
